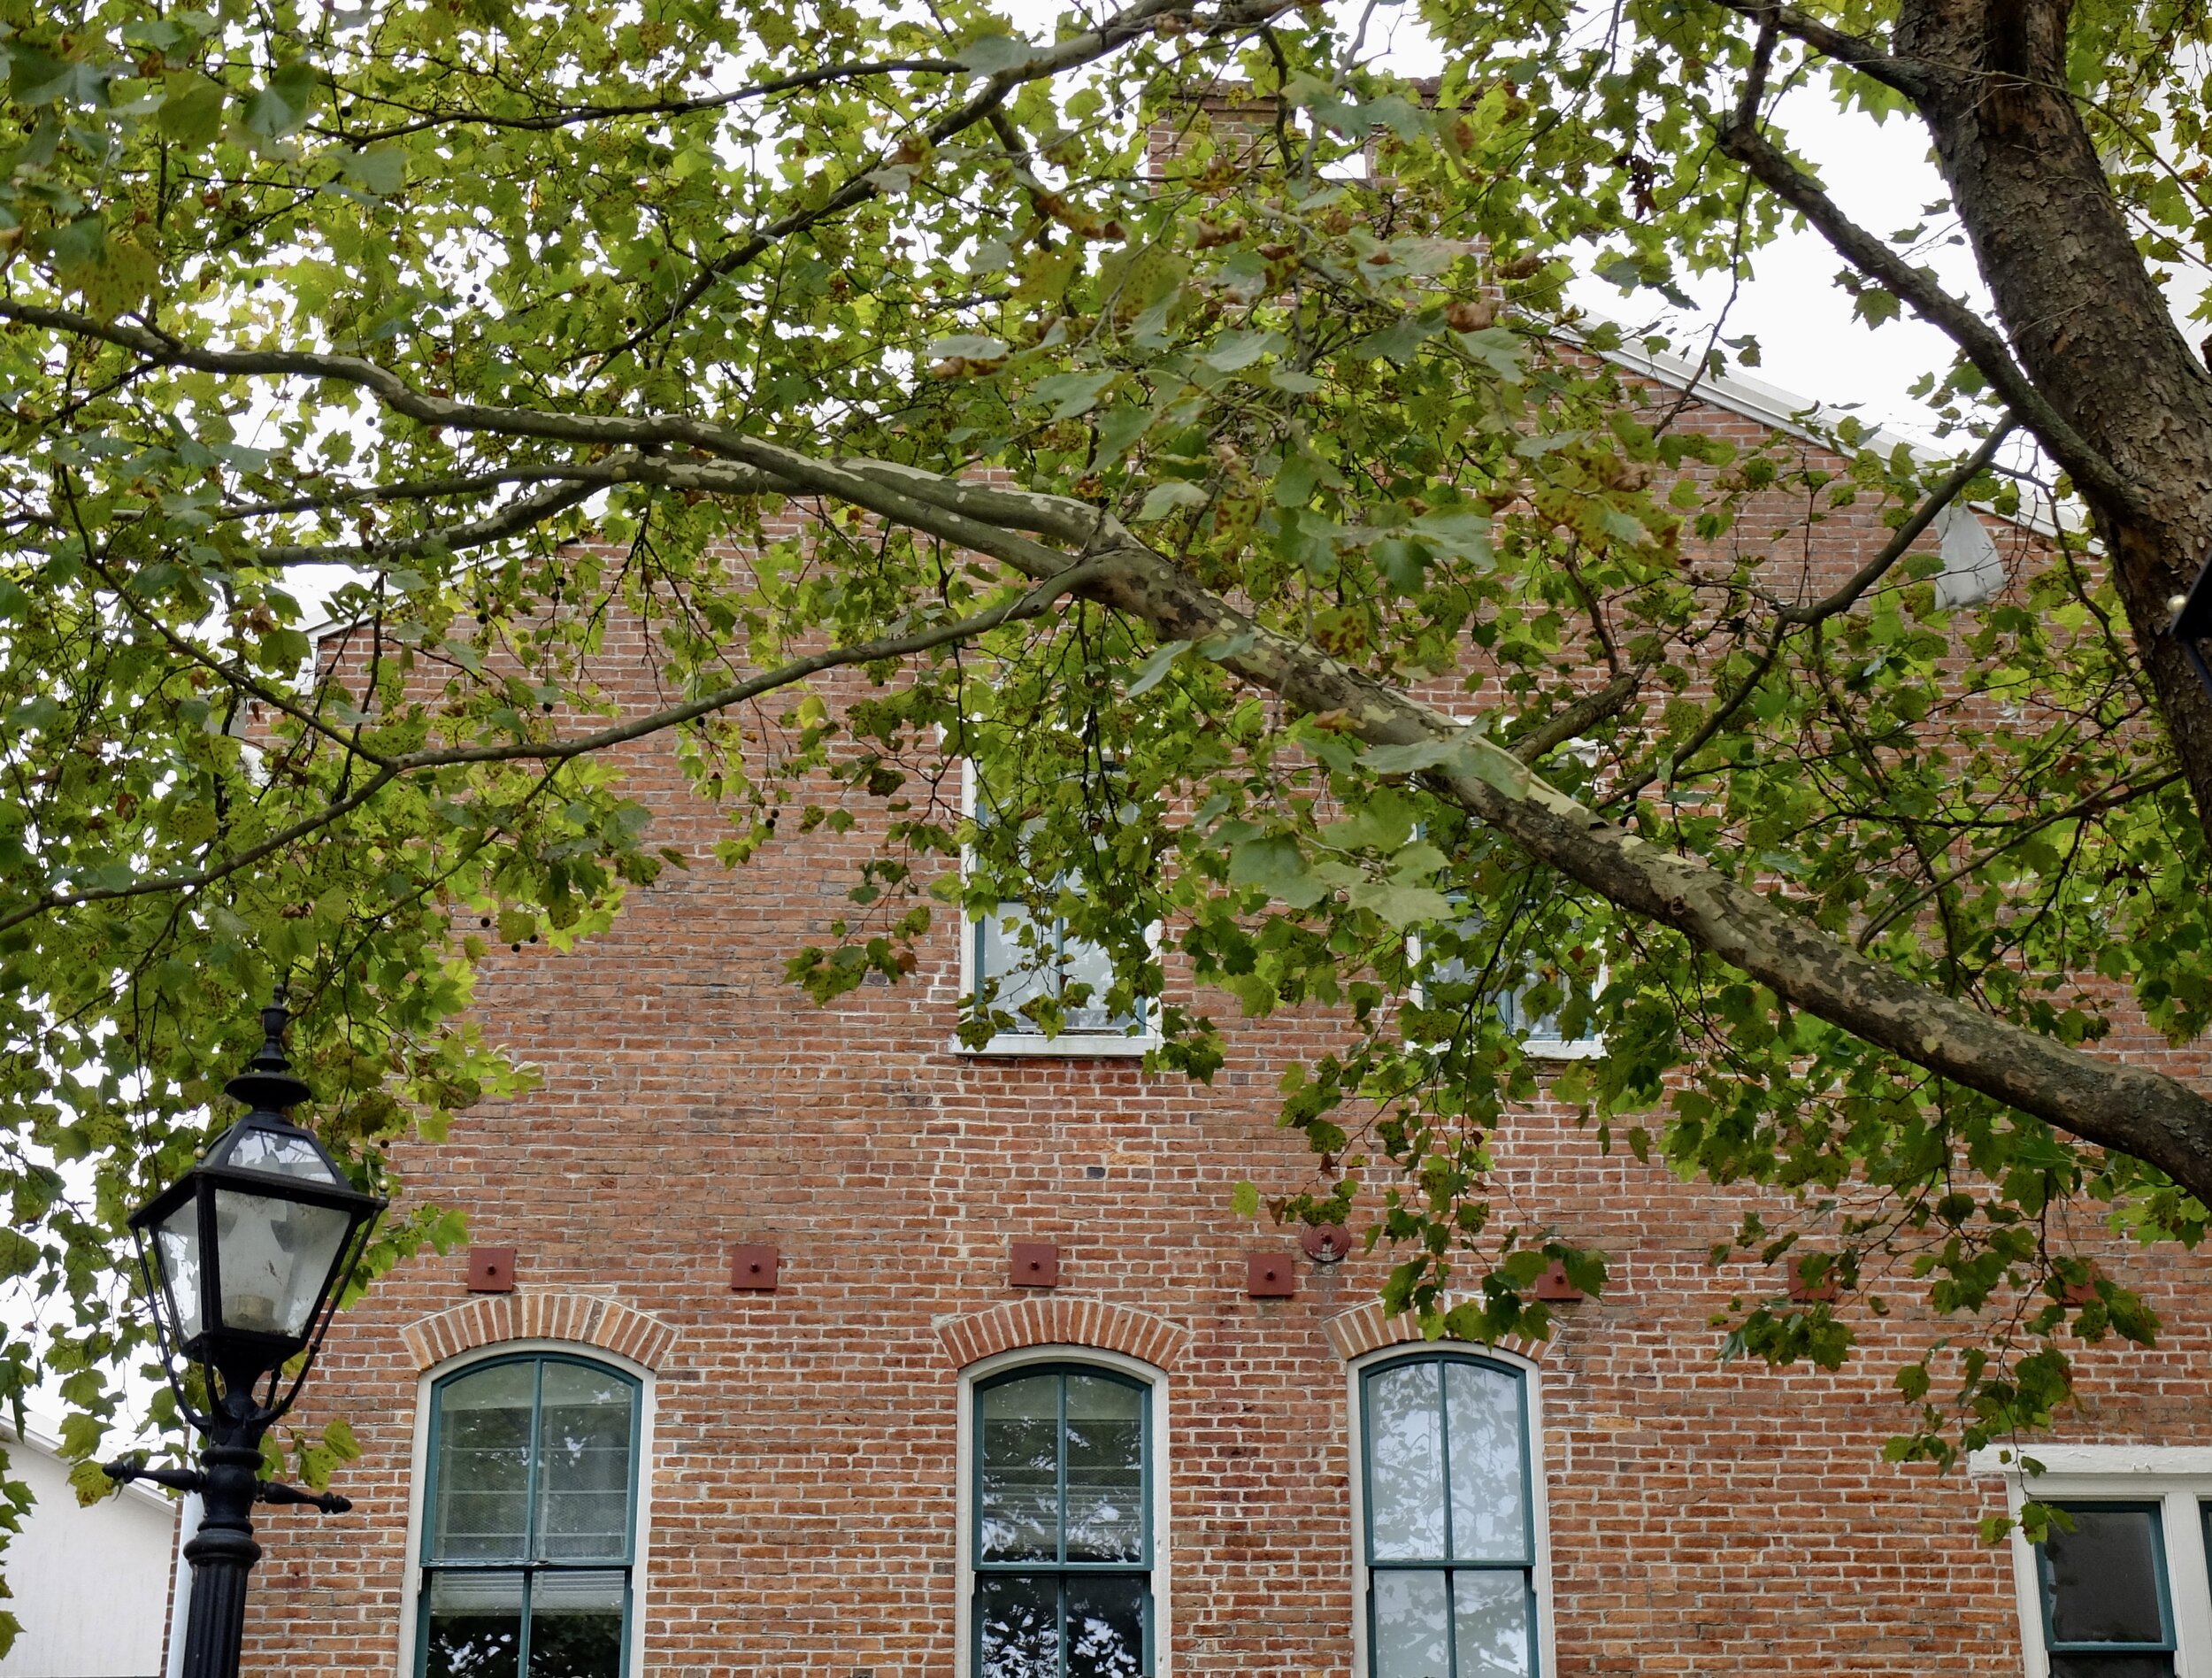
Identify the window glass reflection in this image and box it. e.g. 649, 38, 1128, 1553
420, 1358, 639, 1678
974, 1366, 1152, 1678
1363, 1356, 1539, 1678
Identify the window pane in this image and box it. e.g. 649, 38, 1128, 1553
1452, 1571, 1532, 1678
1064, 1375, 1144, 1563
434, 1363, 537, 1560
978, 906, 1056, 1028
526, 1570, 626, 1678
1065, 1576, 1147, 1678
1420, 917, 1486, 991
1445, 1364, 1527, 1564
534, 1364, 634, 1562
1056, 933, 1129, 1033
1368, 1363, 1447, 1560
2048, 1659, 2175, 1678
424, 1570, 524, 1678
1372, 1569, 1451, 1678
980, 1374, 1062, 1563
2047, 1507, 2169, 1646
978, 1573, 1059, 1678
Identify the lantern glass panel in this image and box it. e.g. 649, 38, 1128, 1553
154, 1200, 205, 1343
212, 1186, 353, 1339
221, 1125, 342, 1185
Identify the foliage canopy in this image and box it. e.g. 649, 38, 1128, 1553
4, 0, 2212, 1616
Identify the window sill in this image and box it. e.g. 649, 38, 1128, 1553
1524, 1039, 1605, 1061
949, 1034, 1160, 1059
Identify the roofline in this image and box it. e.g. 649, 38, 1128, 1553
1581, 331, 2073, 540
1, 1414, 180, 1515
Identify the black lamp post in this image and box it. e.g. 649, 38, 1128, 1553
2173, 551, 2212, 702
104, 1000, 386, 1678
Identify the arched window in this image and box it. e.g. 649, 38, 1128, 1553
1359, 1351, 1541, 1678
418, 1353, 642, 1678
972, 1362, 1153, 1677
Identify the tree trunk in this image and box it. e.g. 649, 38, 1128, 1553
1898, 0, 2212, 832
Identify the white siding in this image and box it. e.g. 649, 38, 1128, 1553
0, 1428, 176, 1678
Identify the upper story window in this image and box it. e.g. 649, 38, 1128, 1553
1412, 916, 1603, 1061
962, 761, 1156, 1055
1359, 1351, 1542, 1678
973, 1363, 1154, 1678
419, 1353, 641, 1678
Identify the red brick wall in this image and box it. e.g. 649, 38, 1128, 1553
236, 393, 2212, 1678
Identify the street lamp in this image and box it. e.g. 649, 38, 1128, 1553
104, 999, 386, 1678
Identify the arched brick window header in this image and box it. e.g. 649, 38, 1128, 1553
401, 1292, 680, 1374
936, 1298, 1191, 1372
1322, 1298, 1548, 1366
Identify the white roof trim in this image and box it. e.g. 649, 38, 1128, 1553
1578, 330, 2075, 542
1, 1413, 180, 1515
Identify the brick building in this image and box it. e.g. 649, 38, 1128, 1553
226, 351, 2212, 1678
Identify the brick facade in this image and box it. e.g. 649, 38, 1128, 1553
232, 379, 2212, 1678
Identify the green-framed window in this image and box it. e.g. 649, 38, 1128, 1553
1360, 1352, 1540, 1678
972, 1363, 1153, 1678
418, 1353, 642, 1678
2037, 1502, 2177, 1677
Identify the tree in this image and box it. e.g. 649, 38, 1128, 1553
1, 0, 2209, 1612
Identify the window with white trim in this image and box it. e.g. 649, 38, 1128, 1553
1981, 1446, 2212, 1677
1357, 1351, 1544, 1678
1410, 915, 1604, 1061
418, 1353, 641, 1678
961, 761, 1157, 1053
972, 1362, 1155, 1677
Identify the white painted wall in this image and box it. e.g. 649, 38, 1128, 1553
0, 1423, 176, 1678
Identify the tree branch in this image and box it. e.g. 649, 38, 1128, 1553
1854, 767, 2185, 949
1716, 122, 2143, 513
336, 58, 970, 145
1716, 0, 1932, 98
1507, 671, 1641, 763
0, 558, 1116, 938
1775, 418, 2017, 624
589, 0, 1204, 367
1608, 420, 2016, 805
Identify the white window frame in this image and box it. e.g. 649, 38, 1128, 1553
1405, 719, 1603, 1062
955, 1344, 1174, 1678
1346, 1342, 1558, 1678
1972, 1444, 2212, 1676
953, 758, 1163, 1058
1405, 927, 1607, 1063
394, 1338, 659, 1678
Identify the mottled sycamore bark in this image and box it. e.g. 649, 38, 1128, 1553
1894, 0, 2212, 831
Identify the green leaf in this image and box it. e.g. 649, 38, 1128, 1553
1125, 640, 1192, 697
926, 334, 1009, 363
0, 1231, 36, 1282
1202, 330, 1280, 372
157, 73, 227, 145
338, 147, 407, 196
1136, 481, 1207, 520
957, 35, 1034, 72
244, 61, 322, 139
1348, 879, 1453, 927
1228, 835, 1329, 909
1028, 371, 1113, 420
